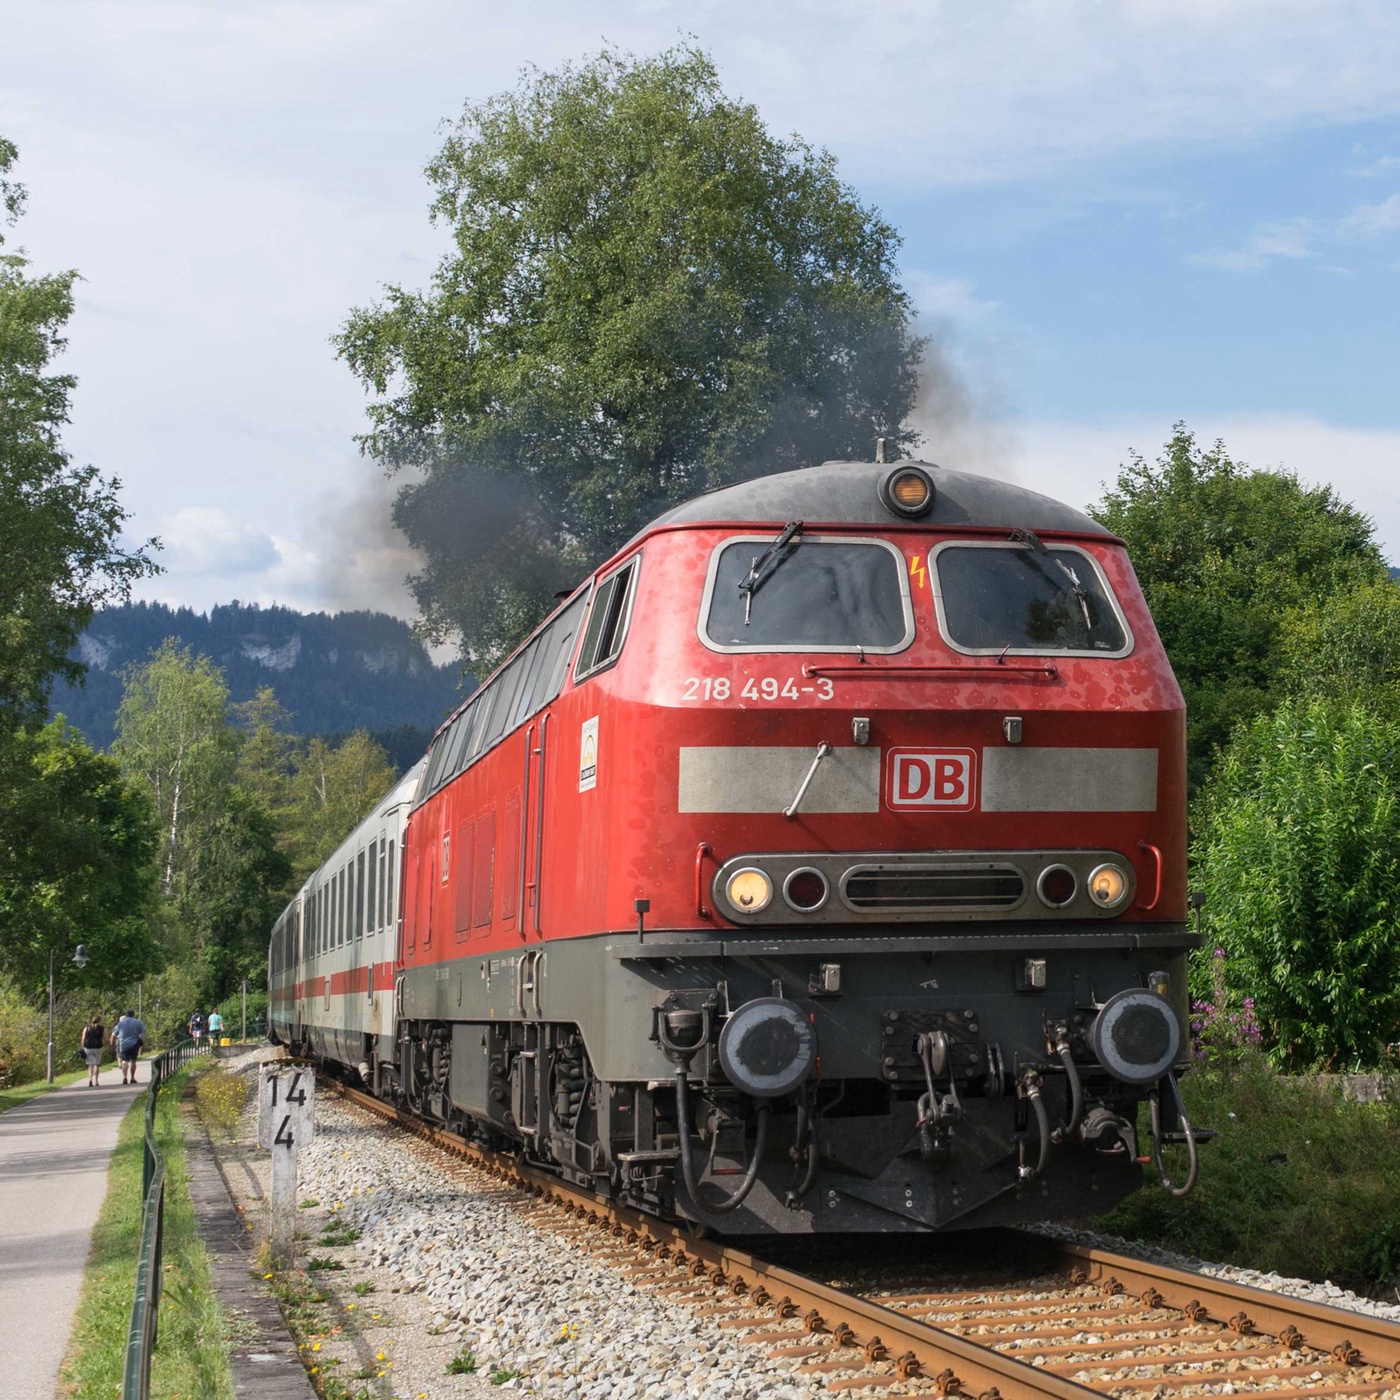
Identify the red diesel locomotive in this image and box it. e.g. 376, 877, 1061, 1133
270, 458, 1199, 1233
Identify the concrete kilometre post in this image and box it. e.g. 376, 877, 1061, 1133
261, 1065, 315, 1268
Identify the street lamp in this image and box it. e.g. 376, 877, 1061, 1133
46, 944, 89, 1083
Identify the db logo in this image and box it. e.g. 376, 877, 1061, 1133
887, 748, 977, 811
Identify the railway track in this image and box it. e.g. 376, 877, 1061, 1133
334, 1084, 1400, 1399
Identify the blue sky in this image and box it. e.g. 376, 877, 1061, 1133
3, 2, 1398, 620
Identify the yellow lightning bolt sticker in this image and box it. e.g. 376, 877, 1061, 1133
909, 554, 928, 590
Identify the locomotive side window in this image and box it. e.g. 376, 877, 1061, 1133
933, 541, 1132, 657
575, 558, 639, 681
702, 537, 913, 653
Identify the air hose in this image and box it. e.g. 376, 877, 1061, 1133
1018, 1074, 1051, 1180
674, 1067, 770, 1215
1150, 1073, 1199, 1197
1051, 1034, 1084, 1144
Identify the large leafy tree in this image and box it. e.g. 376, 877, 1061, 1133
0, 718, 159, 993
1092, 426, 1387, 788
338, 46, 925, 665
1193, 696, 1400, 1068
0, 138, 156, 725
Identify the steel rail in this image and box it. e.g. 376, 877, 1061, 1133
335, 1084, 1400, 1398
1049, 1240, 1400, 1378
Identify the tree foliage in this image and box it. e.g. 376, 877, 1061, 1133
0, 139, 156, 726
1091, 426, 1387, 789
0, 718, 159, 994
1192, 696, 1400, 1068
1277, 578, 1400, 718
337, 45, 925, 665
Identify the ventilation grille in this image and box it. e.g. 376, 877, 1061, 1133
843, 864, 1024, 911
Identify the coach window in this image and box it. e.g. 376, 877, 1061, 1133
338, 868, 348, 947
702, 537, 912, 653
932, 541, 1132, 657
357, 852, 368, 939
575, 557, 639, 681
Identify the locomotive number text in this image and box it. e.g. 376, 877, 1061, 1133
680, 675, 835, 702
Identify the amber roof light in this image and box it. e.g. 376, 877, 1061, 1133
881, 465, 936, 517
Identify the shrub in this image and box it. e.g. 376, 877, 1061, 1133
0, 977, 46, 1087
1192, 696, 1400, 1068
1100, 1056, 1400, 1293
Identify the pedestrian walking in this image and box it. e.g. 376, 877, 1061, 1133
188, 1010, 205, 1046
208, 1008, 224, 1043
79, 1014, 106, 1087
110, 1009, 146, 1085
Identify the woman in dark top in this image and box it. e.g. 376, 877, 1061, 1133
80, 1014, 105, 1087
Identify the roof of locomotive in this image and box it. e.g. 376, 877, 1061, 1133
642, 459, 1112, 537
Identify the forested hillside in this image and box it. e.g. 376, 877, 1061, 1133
52, 601, 465, 766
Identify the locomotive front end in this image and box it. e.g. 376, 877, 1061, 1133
604, 459, 1195, 1232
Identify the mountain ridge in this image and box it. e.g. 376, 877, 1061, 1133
53, 601, 466, 766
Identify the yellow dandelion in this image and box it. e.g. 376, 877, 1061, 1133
377, 1351, 386, 1361
311, 1342, 321, 1353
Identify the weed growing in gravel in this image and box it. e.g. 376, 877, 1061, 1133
299, 1198, 321, 1209
319, 1222, 360, 1246
1099, 1054, 1400, 1294
305, 1256, 345, 1272
490, 1368, 523, 1385
349, 1280, 375, 1296
446, 1351, 478, 1374
194, 1066, 251, 1137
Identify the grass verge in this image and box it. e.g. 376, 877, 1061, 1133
0, 1066, 87, 1116
60, 1068, 235, 1399
1097, 1055, 1400, 1297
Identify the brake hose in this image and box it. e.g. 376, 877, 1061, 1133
1018, 1075, 1051, 1180
1052, 1036, 1084, 1144
1150, 1075, 1199, 1197
675, 1067, 770, 1214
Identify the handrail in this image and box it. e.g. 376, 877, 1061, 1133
121, 1036, 209, 1400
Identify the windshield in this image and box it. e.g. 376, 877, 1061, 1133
704, 538, 911, 651
935, 543, 1129, 654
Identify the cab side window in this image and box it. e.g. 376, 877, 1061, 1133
574, 557, 639, 682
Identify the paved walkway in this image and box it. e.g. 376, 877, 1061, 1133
0, 1066, 143, 1399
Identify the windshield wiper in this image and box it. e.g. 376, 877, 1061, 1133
737, 520, 804, 624
1010, 527, 1092, 631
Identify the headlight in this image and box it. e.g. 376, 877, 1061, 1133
1087, 862, 1130, 909
880, 465, 936, 517
726, 867, 773, 913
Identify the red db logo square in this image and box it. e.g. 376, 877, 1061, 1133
887, 748, 977, 811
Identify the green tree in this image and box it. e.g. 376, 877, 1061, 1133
233, 685, 296, 817
112, 643, 290, 998
0, 138, 156, 725
284, 729, 398, 879
1277, 578, 1400, 718
337, 46, 925, 665
1092, 426, 1387, 787
112, 641, 237, 896
0, 718, 159, 994
1193, 696, 1400, 1068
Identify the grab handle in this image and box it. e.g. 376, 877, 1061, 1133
1136, 841, 1163, 912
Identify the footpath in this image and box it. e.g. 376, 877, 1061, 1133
0, 1065, 141, 1399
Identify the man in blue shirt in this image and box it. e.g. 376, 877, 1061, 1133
208, 1009, 224, 1042
111, 1010, 147, 1085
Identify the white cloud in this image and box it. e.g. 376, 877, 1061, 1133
1191, 218, 1317, 271
1338, 192, 1400, 238
158, 507, 280, 575
1009, 414, 1400, 563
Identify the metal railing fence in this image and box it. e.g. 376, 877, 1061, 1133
121, 1037, 208, 1400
